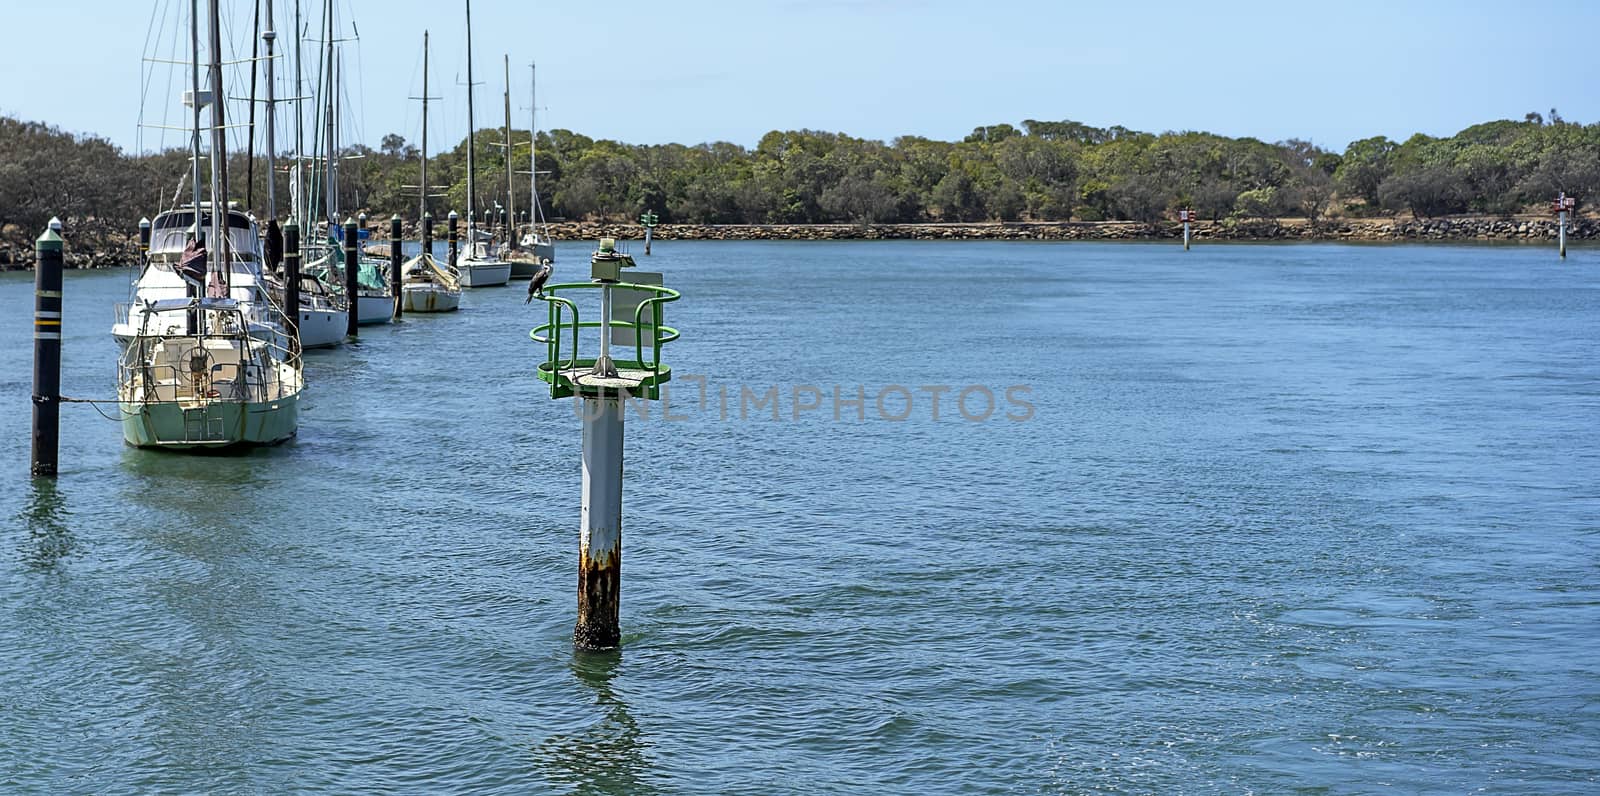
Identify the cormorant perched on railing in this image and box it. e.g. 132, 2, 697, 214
525, 261, 552, 303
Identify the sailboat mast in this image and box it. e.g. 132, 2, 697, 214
294, 0, 304, 223
464, 0, 476, 242
189, 0, 203, 227
323, 0, 336, 226
420, 30, 430, 220
333, 49, 342, 219
529, 61, 537, 227
207, 0, 230, 286
504, 54, 513, 235
245, 0, 260, 214
263, 0, 278, 216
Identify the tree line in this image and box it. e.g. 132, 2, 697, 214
3, 110, 1597, 237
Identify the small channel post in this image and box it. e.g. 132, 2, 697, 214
1180, 208, 1193, 251
32, 225, 65, 477
343, 217, 359, 335
640, 209, 658, 255
284, 219, 301, 342
448, 210, 459, 267
390, 214, 404, 319
1555, 192, 1573, 259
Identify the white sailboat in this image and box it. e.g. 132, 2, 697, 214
456, 0, 512, 288
517, 60, 557, 266
297, 0, 363, 339
118, 0, 302, 449
401, 29, 461, 313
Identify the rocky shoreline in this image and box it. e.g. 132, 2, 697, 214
546, 216, 1595, 244
2, 216, 1589, 270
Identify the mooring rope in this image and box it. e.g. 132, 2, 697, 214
58, 396, 128, 422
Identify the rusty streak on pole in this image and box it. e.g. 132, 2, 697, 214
343, 217, 359, 335
32, 225, 64, 477
390, 214, 403, 319
576, 393, 624, 649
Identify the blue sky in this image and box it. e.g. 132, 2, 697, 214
2, 0, 1596, 154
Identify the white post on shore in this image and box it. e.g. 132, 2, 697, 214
1555, 192, 1575, 259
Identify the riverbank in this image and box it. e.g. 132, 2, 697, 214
2, 215, 1590, 270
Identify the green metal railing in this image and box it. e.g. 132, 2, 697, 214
530, 281, 680, 399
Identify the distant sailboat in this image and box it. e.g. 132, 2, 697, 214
304, 3, 393, 326
512, 59, 557, 271
456, 0, 512, 288
291, 0, 353, 346
401, 30, 462, 312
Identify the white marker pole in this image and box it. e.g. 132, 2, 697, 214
576, 393, 624, 649
1560, 208, 1568, 259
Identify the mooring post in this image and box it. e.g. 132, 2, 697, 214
448, 210, 459, 267
421, 212, 434, 260
284, 219, 301, 342
1560, 209, 1568, 259
1180, 208, 1193, 251
32, 225, 64, 478
343, 217, 359, 335
390, 214, 404, 319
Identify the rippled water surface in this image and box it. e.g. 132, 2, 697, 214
3, 241, 1597, 793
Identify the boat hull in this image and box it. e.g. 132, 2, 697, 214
401, 284, 461, 312
459, 261, 511, 287
509, 258, 539, 279
508, 243, 555, 278
357, 294, 394, 325
121, 394, 299, 449
297, 308, 347, 348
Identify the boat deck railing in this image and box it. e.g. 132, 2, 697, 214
117, 299, 303, 405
